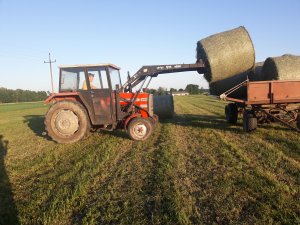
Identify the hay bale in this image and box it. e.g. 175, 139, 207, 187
248, 62, 264, 81
209, 62, 264, 98
261, 54, 300, 80
209, 73, 248, 98
153, 95, 174, 119
196, 26, 255, 82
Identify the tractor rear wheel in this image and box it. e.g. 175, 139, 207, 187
243, 110, 257, 132
225, 103, 238, 124
45, 101, 90, 143
127, 117, 153, 141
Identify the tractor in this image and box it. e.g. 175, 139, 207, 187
44, 62, 205, 143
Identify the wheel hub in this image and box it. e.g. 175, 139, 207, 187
133, 123, 147, 138
55, 110, 79, 135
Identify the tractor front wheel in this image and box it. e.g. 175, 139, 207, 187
127, 117, 153, 141
45, 101, 90, 143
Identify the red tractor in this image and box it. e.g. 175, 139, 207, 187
44, 62, 205, 143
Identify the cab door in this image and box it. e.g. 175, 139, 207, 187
85, 68, 113, 125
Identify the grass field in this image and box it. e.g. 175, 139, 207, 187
0, 95, 299, 225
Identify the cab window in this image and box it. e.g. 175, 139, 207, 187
87, 69, 109, 89
60, 68, 85, 91
109, 68, 121, 90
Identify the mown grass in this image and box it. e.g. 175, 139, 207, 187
0, 96, 299, 225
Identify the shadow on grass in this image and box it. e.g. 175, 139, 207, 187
100, 129, 128, 139
259, 129, 300, 160
161, 113, 296, 134
23, 113, 291, 141
23, 115, 52, 141
23, 115, 129, 141
160, 113, 243, 133
0, 135, 20, 225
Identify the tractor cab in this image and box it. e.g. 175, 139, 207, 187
59, 64, 122, 125
59, 64, 121, 92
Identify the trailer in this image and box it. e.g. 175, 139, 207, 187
220, 79, 300, 133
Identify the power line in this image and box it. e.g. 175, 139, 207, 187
44, 53, 56, 94
0, 54, 43, 63
0, 41, 48, 55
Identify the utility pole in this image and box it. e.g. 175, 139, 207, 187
44, 53, 56, 94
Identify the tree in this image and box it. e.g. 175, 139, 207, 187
170, 88, 177, 93
0, 87, 47, 103
185, 84, 199, 95
147, 89, 157, 95
157, 87, 166, 96
199, 86, 204, 94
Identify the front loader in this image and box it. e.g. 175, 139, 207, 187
44, 62, 205, 143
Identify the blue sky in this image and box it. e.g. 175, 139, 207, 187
0, 0, 299, 91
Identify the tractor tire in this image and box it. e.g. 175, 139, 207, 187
225, 103, 238, 124
127, 117, 154, 141
243, 110, 257, 132
45, 101, 90, 143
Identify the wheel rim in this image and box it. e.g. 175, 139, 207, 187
54, 109, 79, 136
132, 122, 147, 139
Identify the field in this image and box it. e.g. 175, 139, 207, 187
0, 95, 299, 225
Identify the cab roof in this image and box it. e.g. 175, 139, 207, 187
59, 63, 120, 70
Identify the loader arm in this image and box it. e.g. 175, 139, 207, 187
122, 61, 206, 92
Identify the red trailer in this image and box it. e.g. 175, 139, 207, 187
220, 80, 300, 133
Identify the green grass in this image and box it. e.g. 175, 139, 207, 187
0, 96, 299, 225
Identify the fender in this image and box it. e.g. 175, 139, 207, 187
124, 110, 156, 130
139, 108, 149, 118
44, 92, 96, 125
124, 113, 141, 131
44, 92, 80, 104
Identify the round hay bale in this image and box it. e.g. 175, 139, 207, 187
209, 72, 248, 98
196, 26, 255, 82
209, 62, 264, 98
153, 95, 174, 119
248, 62, 264, 81
261, 54, 300, 80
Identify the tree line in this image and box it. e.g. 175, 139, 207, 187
147, 84, 209, 95
0, 87, 47, 103
0, 84, 207, 103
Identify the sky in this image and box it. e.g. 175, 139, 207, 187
0, 0, 299, 92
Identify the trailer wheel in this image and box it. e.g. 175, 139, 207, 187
127, 117, 153, 141
45, 101, 90, 143
225, 103, 238, 124
297, 117, 300, 130
243, 110, 257, 132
